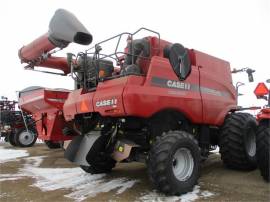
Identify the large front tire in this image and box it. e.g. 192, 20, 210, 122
256, 121, 270, 182
147, 131, 200, 195
220, 113, 257, 170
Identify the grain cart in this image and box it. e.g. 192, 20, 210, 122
18, 87, 72, 149
0, 96, 37, 147
19, 9, 258, 195
254, 81, 270, 182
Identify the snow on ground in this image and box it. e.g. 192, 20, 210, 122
0, 146, 215, 202
139, 185, 215, 202
21, 157, 138, 202
0, 146, 29, 163
0, 152, 138, 202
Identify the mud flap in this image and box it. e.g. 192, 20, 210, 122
64, 132, 101, 166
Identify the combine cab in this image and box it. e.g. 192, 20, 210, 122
19, 9, 258, 195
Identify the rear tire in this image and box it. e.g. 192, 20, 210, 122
147, 131, 200, 195
220, 113, 257, 170
14, 128, 37, 147
256, 121, 270, 182
44, 140, 61, 149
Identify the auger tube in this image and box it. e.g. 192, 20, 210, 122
18, 9, 92, 75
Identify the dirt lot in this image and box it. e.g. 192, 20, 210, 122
0, 142, 269, 202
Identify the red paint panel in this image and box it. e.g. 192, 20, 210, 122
64, 89, 82, 121
123, 57, 203, 123
195, 50, 237, 125
93, 77, 128, 116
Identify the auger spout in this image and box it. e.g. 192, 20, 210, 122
19, 9, 92, 75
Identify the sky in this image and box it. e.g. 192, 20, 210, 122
0, 0, 269, 110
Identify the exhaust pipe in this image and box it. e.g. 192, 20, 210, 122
19, 9, 92, 74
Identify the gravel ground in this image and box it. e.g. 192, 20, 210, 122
0, 142, 269, 202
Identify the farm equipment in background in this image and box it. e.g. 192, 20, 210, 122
18, 87, 73, 149
0, 96, 37, 147
254, 81, 270, 182
18, 9, 258, 196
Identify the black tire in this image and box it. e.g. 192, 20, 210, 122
256, 121, 270, 182
8, 133, 17, 146
81, 156, 116, 174
147, 131, 200, 195
44, 140, 61, 149
220, 113, 257, 170
14, 128, 37, 147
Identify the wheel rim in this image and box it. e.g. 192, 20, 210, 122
172, 148, 194, 181
19, 130, 35, 146
246, 127, 256, 157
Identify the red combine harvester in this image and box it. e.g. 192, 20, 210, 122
254, 81, 270, 182
0, 96, 37, 147
18, 87, 72, 148
19, 9, 258, 195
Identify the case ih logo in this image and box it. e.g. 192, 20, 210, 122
167, 80, 191, 90
96, 98, 117, 107
151, 76, 229, 97
151, 77, 192, 91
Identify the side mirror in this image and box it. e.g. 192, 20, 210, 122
164, 43, 191, 80
246, 68, 255, 82
231, 67, 255, 83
